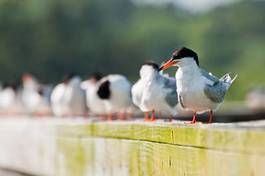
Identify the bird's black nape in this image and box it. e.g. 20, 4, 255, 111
172, 47, 199, 66
90, 72, 103, 81
143, 61, 160, 71
2, 81, 19, 91
62, 72, 76, 84
97, 80, 111, 100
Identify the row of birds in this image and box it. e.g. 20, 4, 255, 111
0, 47, 237, 124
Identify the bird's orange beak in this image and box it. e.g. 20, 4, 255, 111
159, 58, 178, 71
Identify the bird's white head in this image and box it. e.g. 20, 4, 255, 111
62, 72, 81, 86
159, 47, 199, 71
140, 62, 160, 80
69, 76, 82, 87
22, 73, 38, 89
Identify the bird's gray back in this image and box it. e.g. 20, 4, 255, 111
200, 69, 219, 83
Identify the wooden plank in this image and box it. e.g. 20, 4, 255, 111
57, 121, 265, 154
1, 118, 265, 175
56, 137, 265, 176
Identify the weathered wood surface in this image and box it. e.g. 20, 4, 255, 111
57, 138, 265, 176
58, 120, 265, 154
0, 118, 265, 176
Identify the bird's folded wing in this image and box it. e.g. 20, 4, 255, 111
204, 81, 227, 103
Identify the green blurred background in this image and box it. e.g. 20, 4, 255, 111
0, 0, 264, 100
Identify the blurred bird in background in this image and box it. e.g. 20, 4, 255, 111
51, 73, 87, 117
81, 73, 107, 118
97, 74, 135, 120
246, 86, 265, 112
21, 73, 52, 116
0, 82, 20, 115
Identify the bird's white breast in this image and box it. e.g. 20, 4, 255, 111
139, 76, 176, 115
103, 75, 132, 113
176, 68, 218, 113
86, 83, 106, 114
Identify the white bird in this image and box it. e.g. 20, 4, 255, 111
246, 86, 265, 111
132, 62, 179, 121
160, 47, 237, 123
0, 83, 18, 112
21, 74, 51, 115
51, 83, 67, 116
51, 74, 87, 117
97, 74, 133, 120
81, 73, 107, 117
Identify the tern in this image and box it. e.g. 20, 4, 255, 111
21, 74, 51, 115
132, 62, 179, 121
81, 73, 107, 117
51, 73, 87, 117
246, 86, 265, 111
160, 47, 237, 124
97, 74, 134, 120
0, 82, 19, 113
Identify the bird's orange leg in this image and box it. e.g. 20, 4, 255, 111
150, 110, 156, 122
126, 112, 133, 120
186, 112, 197, 124
118, 112, 126, 120
144, 112, 150, 121
107, 113, 113, 121
191, 112, 197, 124
207, 110, 213, 124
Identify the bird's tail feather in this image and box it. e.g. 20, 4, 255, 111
220, 73, 237, 90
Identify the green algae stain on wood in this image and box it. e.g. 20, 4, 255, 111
55, 121, 265, 176
128, 142, 140, 176
56, 138, 85, 176
57, 121, 265, 153
56, 137, 95, 176
55, 137, 265, 176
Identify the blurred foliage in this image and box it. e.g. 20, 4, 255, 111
0, 0, 264, 100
